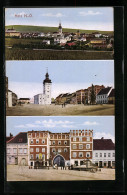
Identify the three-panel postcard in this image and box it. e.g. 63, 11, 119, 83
2, 4, 125, 194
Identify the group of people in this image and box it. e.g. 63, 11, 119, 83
62, 102, 66, 108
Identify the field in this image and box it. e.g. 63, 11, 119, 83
6, 104, 115, 116
5, 25, 114, 34
5, 36, 114, 60
7, 165, 115, 181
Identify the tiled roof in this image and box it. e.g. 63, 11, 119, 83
108, 89, 115, 97
93, 138, 115, 150
7, 132, 27, 144
97, 87, 112, 95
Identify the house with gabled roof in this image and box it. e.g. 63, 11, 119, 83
92, 137, 115, 168
7, 132, 28, 165
96, 87, 113, 104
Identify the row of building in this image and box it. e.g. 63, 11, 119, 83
5, 23, 114, 49
7, 130, 115, 168
55, 86, 115, 105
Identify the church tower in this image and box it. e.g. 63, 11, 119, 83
43, 70, 52, 104
58, 22, 62, 34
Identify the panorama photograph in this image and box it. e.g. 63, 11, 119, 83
5, 7, 114, 60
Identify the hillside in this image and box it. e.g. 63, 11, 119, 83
5, 25, 114, 34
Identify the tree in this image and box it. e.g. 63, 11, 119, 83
90, 84, 96, 105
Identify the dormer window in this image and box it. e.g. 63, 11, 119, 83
18, 138, 22, 142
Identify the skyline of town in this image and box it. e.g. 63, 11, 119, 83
5, 7, 113, 31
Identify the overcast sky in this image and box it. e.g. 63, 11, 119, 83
6, 116, 115, 143
5, 7, 114, 31
6, 60, 114, 99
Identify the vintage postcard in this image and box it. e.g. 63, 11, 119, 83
3, 5, 124, 194
5, 7, 114, 60
6, 60, 114, 116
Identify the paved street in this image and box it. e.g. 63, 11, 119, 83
6, 104, 115, 116
7, 165, 115, 181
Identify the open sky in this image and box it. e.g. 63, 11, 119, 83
6, 60, 114, 99
5, 7, 113, 31
6, 116, 115, 142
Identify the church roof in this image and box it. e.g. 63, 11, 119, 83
43, 72, 52, 84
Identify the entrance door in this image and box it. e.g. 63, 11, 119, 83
108, 161, 111, 168
99, 161, 102, 168
53, 155, 65, 167
20, 158, 26, 166
15, 157, 18, 165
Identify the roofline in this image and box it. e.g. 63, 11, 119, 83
7, 132, 27, 144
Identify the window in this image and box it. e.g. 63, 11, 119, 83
42, 148, 45, 153
30, 148, 33, 152
9, 157, 11, 161
36, 148, 39, 152
104, 153, 106, 157
36, 139, 39, 144
42, 139, 45, 144
7, 148, 10, 154
73, 152, 77, 157
86, 144, 90, 149
19, 148, 23, 153
108, 153, 111, 157
73, 137, 76, 142
79, 137, 82, 142
79, 144, 83, 149
95, 153, 98, 157
113, 153, 115, 157
13, 148, 17, 154
58, 148, 61, 153
24, 149, 27, 154
64, 148, 67, 152
52, 141, 55, 145
100, 153, 102, 157
52, 148, 56, 153
73, 144, 77, 149
36, 154, 39, 159
30, 154, 33, 159
58, 141, 61, 145
18, 138, 22, 142
64, 141, 67, 145
86, 152, 90, 157
31, 139, 33, 144
86, 137, 90, 141
79, 152, 83, 157
42, 154, 45, 160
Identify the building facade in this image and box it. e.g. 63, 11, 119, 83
8, 90, 18, 107
7, 132, 28, 165
93, 137, 115, 168
18, 98, 30, 104
70, 130, 93, 166
34, 71, 52, 105
28, 131, 50, 167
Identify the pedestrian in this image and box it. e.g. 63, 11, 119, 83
64, 102, 66, 107
62, 104, 63, 108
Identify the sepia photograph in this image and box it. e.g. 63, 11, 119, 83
5, 7, 114, 60
6, 60, 115, 116
6, 116, 115, 181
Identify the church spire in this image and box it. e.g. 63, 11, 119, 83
43, 69, 52, 84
